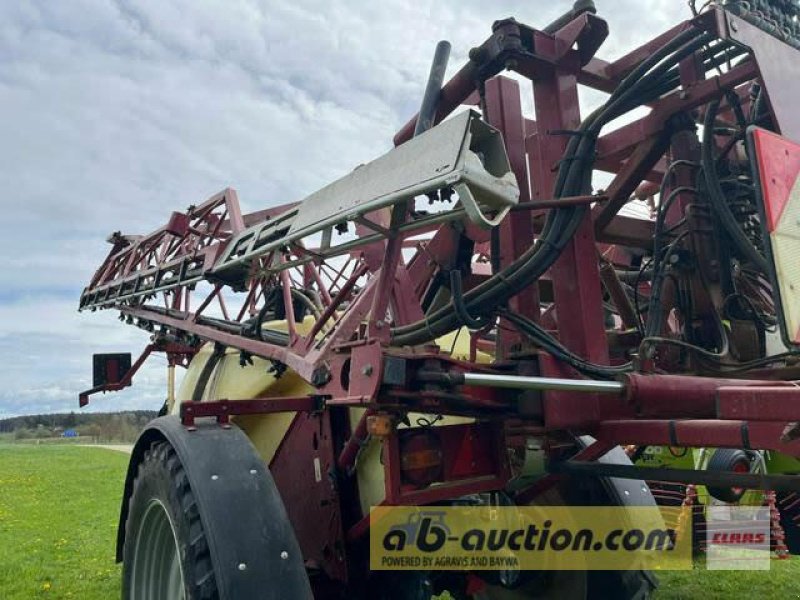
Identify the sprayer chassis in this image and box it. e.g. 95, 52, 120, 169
80, 4, 800, 593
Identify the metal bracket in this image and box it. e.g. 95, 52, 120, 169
180, 396, 324, 428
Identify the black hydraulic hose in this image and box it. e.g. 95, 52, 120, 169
391, 28, 710, 346
644, 184, 699, 338
501, 309, 632, 379
702, 100, 769, 271
637, 43, 746, 103
250, 309, 291, 346
191, 343, 225, 402
449, 270, 489, 329
617, 268, 654, 284
393, 33, 702, 344
726, 89, 748, 130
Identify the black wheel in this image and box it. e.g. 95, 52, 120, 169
706, 449, 753, 503
123, 441, 218, 600
372, 484, 656, 600
777, 491, 800, 555
471, 455, 656, 599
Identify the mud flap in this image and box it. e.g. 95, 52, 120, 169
117, 416, 312, 600
578, 437, 659, 598
578, 437, 658, 509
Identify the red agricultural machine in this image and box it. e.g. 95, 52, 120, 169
80, 1, 800, 598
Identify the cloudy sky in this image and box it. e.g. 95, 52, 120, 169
0, 0, 688, 418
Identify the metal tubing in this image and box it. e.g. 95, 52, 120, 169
337, 409, 374, 472
394, 56, 474, 146
599, 259, 639, 330
543, 0, 597, 35
595, 419, 800, 454
414, 41, 452, 137
551, 460, 800, 492
511, 195, 601, 211
462, 373, 624, 393
167, 364, 175, 413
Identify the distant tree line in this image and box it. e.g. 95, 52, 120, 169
0, 411, 157, 443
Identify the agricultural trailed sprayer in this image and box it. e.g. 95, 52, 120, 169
80, 0, 800, 597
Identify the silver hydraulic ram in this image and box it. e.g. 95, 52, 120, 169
453, 372, 625, 393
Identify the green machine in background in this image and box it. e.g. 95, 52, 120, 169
635, 446, 800, 552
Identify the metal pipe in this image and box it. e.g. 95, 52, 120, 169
543, 0, 597, 35
599, 259, 639, 330
337, 409, 374, 473
394, 59, 475, 146
167, 364, 175, 413
510, 194, 603, 211
551, 459, 800, 492
595, 419, 800, 454
414, 40, 452, 137
462, 373, 624, 393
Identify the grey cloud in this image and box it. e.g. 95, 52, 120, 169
1, 0, 688, 416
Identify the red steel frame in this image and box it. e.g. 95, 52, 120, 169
79, 5, 800, 586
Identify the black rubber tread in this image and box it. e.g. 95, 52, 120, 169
575, 442, 657, 600
576, 486, 658, 600
706, 448, 751, 503
588, 569, 656, 600
777, 491, 800, 555
122, 440, 219, 600
365, 484, 658, 600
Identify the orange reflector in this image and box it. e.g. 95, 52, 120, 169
400, 448, 443, 470
399, 430, 443, 486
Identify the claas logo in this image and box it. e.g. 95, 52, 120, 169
710, 532, 767, 545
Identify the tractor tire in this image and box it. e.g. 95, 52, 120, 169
122, 440, 218, 600
706, 448, 752, 503
383, 484, 656, 600
777, 491, 800, 555
466, 446, 657, 600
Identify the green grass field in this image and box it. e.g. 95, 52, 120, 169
654, 561, 800, 599
0, 444, 126, 599
1, 443, 799, 599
